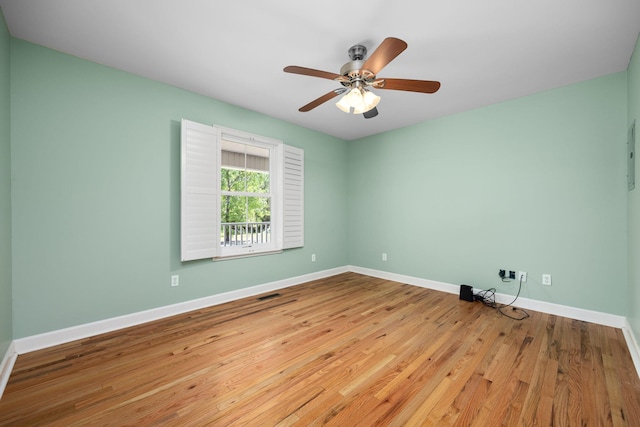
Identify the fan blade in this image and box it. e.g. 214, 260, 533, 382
363, 107, 378, 119
362, 37, 408, 75
284, 65, 342, 81
299, 89, 345, 112
376, 78, 441, 93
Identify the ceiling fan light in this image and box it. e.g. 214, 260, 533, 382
336, 95, 353, 113
336, 87, 363, 113
346, 87, 364, 106
336, 87, 380, 114
354, 90, 380, 114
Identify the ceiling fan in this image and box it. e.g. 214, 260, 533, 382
283, 37, 441, 119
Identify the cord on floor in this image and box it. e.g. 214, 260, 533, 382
474, 276, 529, 321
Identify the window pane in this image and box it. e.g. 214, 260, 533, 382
247, 146, 270, 172
219, 195, 271, 247
247, 196, 271, 245
221, 195, 247, 224
220, 195, 246, 247
217, 135, 278, 252
246, 170, 269, 194
247, 196, 270, 223
221, 139, 270, 194
221, 168, 246, 192
221, 140, 247, 167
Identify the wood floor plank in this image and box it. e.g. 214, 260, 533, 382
452, 374, 493, 426
1, 272, 639, 426
421, 320, 506, 424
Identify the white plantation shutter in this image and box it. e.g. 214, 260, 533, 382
181, 119, 220, 261
181, 119, 304, 261
283, 144, 304, 249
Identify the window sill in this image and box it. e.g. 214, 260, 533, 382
212, 249, 283, 261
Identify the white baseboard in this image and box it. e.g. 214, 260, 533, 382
623, 319, 640, 378
9, 264, 636, 379
349, 266, 462, 295
14, 266, 348, 355
351, 267, 640, 376
349, 266, 627, 328
0, 341, 17, 400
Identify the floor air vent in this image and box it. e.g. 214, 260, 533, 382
257, 293, 281, 301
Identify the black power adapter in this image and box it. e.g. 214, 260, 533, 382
459, 284, 474, 302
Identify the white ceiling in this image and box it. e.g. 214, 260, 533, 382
1, 0, 639, 141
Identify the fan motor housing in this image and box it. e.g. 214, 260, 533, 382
340, 44, 375, 81
340, 60, 366, 77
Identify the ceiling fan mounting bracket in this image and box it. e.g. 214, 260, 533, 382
347, 44, 367, 61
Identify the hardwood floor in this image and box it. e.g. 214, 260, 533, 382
1, 272, 639, 426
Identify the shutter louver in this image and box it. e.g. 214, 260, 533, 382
181, 119, 219, 261
283, 145, 304, 249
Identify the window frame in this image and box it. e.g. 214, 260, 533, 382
216, 127, 283, 259
181, 119, 303, 262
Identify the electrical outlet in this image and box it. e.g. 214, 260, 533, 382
519, 271, 527, 282
171, 275, 179, 287
311, 253, 316, 262
542, 274, 552, 286
509, 271, 516, 280
382, 253, 387, 261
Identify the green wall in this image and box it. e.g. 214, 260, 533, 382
628, 35, 640, 344
10, 39, 348, 338
0, 9, 12, 354
5, 34, 638, 339
348, 72, 628, 315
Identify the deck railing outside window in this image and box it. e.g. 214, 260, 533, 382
221, 222, 271, 247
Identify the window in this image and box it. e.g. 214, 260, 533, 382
181, 119, 303, 261
219, 136, 278, 257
